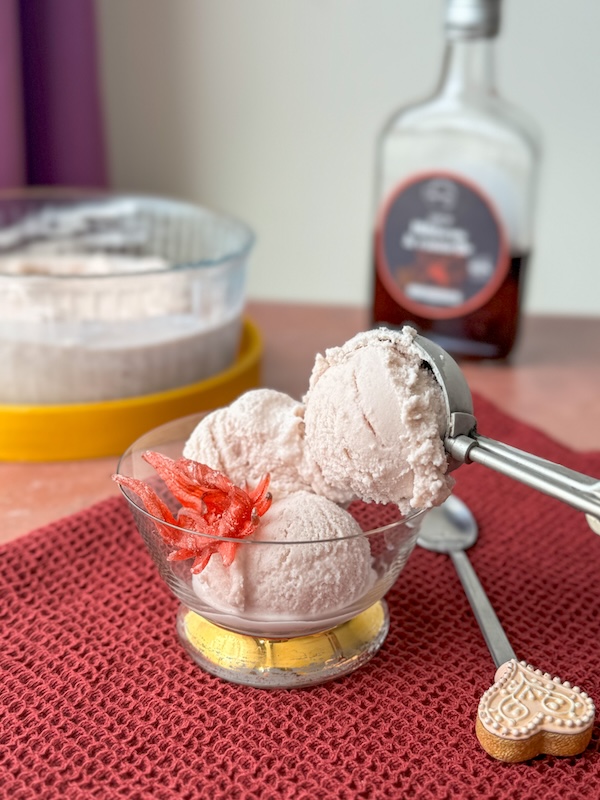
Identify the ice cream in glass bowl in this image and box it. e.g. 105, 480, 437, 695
115, 413, 426, 687
114, 328, 453, 688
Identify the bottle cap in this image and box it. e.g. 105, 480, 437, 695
445, 0, 501, 38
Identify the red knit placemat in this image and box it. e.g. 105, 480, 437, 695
1, 394, 599, 800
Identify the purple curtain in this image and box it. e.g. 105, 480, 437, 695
0, 0, 107, 190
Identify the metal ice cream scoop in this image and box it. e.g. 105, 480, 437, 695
412, 333, 600, 531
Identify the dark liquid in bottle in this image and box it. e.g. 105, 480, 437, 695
372, 251, 529, 360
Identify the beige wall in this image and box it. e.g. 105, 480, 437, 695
97, 0, 600, 315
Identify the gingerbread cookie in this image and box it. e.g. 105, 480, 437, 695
476, 660, 595, 762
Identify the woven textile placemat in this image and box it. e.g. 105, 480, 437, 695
1, 394, 599, 800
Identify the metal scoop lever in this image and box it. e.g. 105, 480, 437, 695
413, 333, 600, 527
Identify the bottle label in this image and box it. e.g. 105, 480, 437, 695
375, 171, 509, 319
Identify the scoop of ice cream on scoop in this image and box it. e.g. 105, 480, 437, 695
183, 389, 314, 499
303, 327, 452, 513
192, 491, 375, 617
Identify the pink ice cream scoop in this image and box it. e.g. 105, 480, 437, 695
183, 388, 316, 499
191, 491, 375, 620
303, 327, 453, 513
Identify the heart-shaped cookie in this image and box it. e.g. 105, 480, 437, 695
476, 659, 595, 762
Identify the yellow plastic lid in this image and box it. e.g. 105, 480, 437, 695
0, 318, 262, 462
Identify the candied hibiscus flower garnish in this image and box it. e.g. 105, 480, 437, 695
112, 452, 272, 573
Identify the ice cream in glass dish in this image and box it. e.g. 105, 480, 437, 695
114, 327, 453, 687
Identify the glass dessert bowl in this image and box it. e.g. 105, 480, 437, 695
116, 413, 427, 688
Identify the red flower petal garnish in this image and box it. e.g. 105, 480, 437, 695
112, 453, 272, 573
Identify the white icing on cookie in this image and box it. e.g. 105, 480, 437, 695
478, 660, 595, 739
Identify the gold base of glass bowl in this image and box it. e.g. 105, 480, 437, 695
177, 600, 389, 688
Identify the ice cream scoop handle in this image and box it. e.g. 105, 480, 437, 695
476, 436, 598, 490
446, 435, 600, 522
449, 550, 517, 669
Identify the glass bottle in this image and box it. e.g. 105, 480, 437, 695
371, 0, 540, 359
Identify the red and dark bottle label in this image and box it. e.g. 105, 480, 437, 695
375, 171, 510, 320
372, 171, 526, 359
